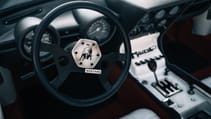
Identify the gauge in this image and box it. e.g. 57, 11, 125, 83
169, 6, 180, 16
23, 30, 54, 60
87, 19, 111, 43
140, 14, 150, 24
158, 19, 167, 27
155, 10, 166, 20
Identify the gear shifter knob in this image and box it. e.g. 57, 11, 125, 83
147, 59, 159, 84
147, 59, 157, 72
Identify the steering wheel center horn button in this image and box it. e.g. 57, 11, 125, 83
72, 39, 102, 69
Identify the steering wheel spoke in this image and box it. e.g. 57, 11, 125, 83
98, 63, 115, 91
99, 73, 112, 91
40, 43, 66, 58
50, 74, 68, 89
102, 52, 126, 63
41, 43, 72, 69
41, 43, 85, 89
50, 64, 84, 89
98, 52, 126, 91
50, 63, 70, 88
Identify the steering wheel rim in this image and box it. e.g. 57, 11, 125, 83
32, 1, 131, 107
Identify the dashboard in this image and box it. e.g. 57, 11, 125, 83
0, 0, 210, 80
107, 0, 210, 38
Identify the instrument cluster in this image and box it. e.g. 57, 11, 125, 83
15, 11, 115, 61
22, 30, 56, 61
129, 5, 182, 38
15, 17, 60, 62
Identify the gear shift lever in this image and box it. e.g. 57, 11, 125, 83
148, 60, 183, 97
147, 59, 159, 84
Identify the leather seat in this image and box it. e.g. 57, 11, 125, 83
120, 108, 160, 119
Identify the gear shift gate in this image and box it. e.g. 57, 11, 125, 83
152, 79, 182, 97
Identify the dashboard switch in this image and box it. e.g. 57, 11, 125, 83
155, 10, 166, 20
169, 6, 180, 16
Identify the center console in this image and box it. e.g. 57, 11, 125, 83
125, 33, 211, 119
110, 1, 211, 118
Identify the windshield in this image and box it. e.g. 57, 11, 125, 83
0, 0, 50, 11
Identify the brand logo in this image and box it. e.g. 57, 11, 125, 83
132, 45, 157, 59
80, 47, 93, 61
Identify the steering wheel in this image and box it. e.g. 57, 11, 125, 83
32, 1, 131, 107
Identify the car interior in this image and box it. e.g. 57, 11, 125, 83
0, 0, 211, 119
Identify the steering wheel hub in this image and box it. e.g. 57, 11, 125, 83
72, 39, 102, 69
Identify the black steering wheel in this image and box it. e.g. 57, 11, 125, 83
32, 1, 131, 107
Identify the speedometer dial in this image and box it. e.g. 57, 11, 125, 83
87, 18, 111, 43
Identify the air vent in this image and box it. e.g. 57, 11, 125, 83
2, 8, 42, 25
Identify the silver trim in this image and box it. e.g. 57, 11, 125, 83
193, 85, 211, 99
151, 80, 182, 97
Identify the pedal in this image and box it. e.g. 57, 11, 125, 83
152, 79, 182, 97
